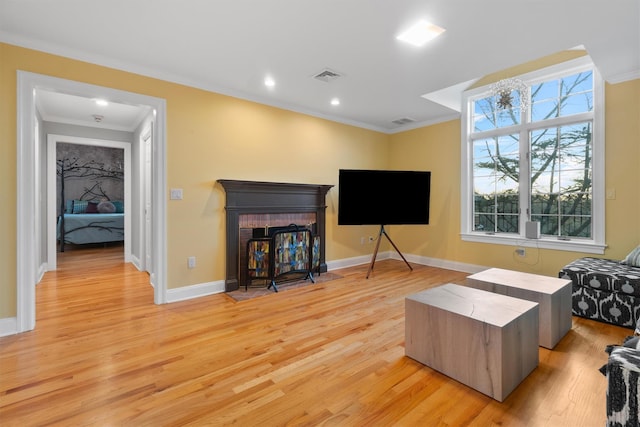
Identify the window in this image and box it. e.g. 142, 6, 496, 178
461, 57, 605, 254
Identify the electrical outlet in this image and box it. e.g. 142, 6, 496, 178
188, 256, 196, 268
515, 248, 525, 256
170, 188, 183, 200
360, 237, 365, 245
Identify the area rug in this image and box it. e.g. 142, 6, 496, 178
226, 272, 342, 302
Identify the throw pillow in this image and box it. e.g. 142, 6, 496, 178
72, 200, 88, 214
97, 201, 116, 214
112, 201, 124, 213
623, 335, 640, 350
622, 245, 640, 268
85, 201, 99, 214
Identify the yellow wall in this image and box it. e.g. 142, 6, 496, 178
1, 42, 639, 320
388, 79, 640, 277
160, 83, 389, 289
0, 43, 18, 318
387, 120, 463, 262
471, 50, 587, 89
0, 42, 388, 317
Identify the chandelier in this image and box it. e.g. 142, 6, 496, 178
489, 78, 530, 112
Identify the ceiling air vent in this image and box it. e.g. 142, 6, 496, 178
391, 117, 415, 125
313, 68, 342, 83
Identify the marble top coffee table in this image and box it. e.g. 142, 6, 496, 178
405, 283, 539, 402
466, 268, 572, 349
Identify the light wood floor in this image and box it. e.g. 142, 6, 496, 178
0, 246, 629, 426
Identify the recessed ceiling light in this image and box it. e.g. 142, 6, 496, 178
264, 77, 275, 87
397, 20, 445, 47
331, 98, 340, 106
95, 99, 108, 106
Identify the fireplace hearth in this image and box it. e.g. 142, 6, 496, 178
218, 180, 333, 292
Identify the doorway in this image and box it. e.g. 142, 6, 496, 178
16, 71, 168, 334
46, 135, 132, 270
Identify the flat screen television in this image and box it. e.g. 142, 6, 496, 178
338, 169, 431, 225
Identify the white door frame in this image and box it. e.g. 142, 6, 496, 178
141, 128, 153, 274
16, 71, 168, 333
47, 135, 132, 270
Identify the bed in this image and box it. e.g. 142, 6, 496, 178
57, 200, 124, 251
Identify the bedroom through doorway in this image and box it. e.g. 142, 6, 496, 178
46, 134, 133, 271
48, 137, 129, 265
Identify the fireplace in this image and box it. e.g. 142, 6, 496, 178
218, 180, 333, 292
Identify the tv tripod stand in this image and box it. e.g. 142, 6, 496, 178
366, 224, 413, 279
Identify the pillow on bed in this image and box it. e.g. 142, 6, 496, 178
72, 200, 88, 214
97, 201, 116, 213
85, 201, 99, 214
112, 201, 124, 213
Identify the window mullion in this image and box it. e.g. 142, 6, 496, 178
520, 127, 531, 237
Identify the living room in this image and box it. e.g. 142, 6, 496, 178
0, 1, 639, 425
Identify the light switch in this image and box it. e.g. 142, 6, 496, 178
170, 188, 183, 200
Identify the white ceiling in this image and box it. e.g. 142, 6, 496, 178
1, 0, 638, 133
36, 90, 151, 132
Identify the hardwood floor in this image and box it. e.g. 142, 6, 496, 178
0, 246, 629, 426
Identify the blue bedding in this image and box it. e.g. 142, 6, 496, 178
57, 213, 124, 245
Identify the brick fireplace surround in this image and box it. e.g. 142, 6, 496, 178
218, 180, 333, 292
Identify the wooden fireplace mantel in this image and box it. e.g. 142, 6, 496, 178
218, 179, 333, 292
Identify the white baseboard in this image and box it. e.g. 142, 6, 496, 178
0, 317, 18, 337
130, 254, 142, 271
163, 252, 391, 303
326, 251, 394, 271
166, 280, 226, 303
327, 251, 486, 275
37, 262, 47, 283
391, 252, 488, 274
324, 251, 486, 276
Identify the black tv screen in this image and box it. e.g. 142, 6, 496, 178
338, 169, 431, 225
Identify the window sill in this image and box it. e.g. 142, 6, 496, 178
460, 233, 606, 255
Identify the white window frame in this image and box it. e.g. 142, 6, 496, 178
460, 56, 606, 254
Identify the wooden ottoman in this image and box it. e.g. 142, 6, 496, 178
466, 268, 572, 349
405, 283, 539, 402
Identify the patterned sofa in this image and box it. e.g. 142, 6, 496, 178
601, 333, 640, 426
559, 257, 640, 329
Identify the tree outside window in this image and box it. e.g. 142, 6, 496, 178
465, 62, 599, 243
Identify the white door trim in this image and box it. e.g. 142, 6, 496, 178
141, 127, 153, 274
16, 71, 168, 333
